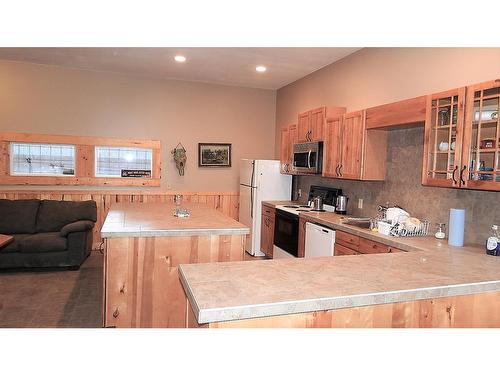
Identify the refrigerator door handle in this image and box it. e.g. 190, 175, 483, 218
250, 161, 255, 218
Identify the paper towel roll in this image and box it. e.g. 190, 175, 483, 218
448, 208, 465, 247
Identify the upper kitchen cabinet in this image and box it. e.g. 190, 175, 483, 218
422, 87, 466, 188
422, 79, 500, 192
297, 106, 346, 143
365, 96, 426, 129
461, 79, 500, 191
280, 124, 298, 174
323, 110, 387, 180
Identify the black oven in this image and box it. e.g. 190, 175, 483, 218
273, 209, 299, 257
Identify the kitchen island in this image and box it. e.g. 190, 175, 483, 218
100, 202, 249, 328
180, 209, 500, 328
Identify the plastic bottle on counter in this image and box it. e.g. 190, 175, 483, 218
486, 225, 500, 256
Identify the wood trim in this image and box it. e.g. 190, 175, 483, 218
0, 190, 240, 247
365, 96, 426, 129
0, 132, 161, 148
206, 290, 500, 328
0, 132, 161, 187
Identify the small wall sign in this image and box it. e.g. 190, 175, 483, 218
121, 169, 152, 178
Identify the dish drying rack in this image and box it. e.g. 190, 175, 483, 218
388, 219, 430, 237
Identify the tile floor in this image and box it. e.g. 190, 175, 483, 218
0, 250, 265, 328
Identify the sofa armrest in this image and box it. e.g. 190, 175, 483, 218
60, 220, 95, 237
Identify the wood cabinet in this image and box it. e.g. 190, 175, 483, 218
461, 79, 500, 191
422, 79, 500, 191
298, 216, 307, 258
334, 229, 402, 255
323, 110, 387, 180
422, 87, 467, 188
297, 106, 346, 143
280, 124, 298, 174
260, 205, 275, 258
365, 96, 426, 129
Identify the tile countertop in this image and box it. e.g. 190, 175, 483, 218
180, 200, 500, 324
101, 202, 249, 238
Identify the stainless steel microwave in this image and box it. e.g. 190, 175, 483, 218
293, 142, 323, 174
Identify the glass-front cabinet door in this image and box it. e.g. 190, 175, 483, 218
461, 79, 500, 191
422, 88, 466, 187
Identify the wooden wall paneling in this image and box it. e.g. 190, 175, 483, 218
205, 290, 500, 328
105, 233, 246, 328
0, 191, 240, 248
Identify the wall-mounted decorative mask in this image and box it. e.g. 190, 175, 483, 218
172, 143, 187, 176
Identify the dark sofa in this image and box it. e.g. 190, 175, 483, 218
0, 199, 97, 270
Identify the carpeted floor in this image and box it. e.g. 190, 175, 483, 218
0, 251, 264, 328
0, 252, 103, 328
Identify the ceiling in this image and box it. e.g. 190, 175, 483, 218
0, 47, 360, 89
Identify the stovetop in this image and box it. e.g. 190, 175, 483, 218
275, 204, 335, 216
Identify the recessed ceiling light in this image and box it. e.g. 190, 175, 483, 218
174, 55, 186, 63
256, 65, 267, 73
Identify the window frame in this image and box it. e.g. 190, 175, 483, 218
9, 142, 77, 177
0, 132, 161, 187
94, 145, 154, 178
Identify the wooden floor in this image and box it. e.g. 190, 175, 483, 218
0, 250, 265, 328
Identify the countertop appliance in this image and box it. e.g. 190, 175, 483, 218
293, 142, 323, 174
312, 196, 323, 211
273, 185, 342, 258
304, 222, 335, 258
239, 159, 292, 256
335, 195, 349, 215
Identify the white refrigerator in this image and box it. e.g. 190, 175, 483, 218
239, 159, 292, 256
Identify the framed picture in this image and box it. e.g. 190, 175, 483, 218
198, 143, 232, 167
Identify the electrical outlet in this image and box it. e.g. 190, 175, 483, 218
298, 189, 302, 198
358, 198, 363, 209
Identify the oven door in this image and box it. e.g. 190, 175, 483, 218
273, 209, 299, 257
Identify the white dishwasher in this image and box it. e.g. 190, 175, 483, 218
304, 222, 335, 258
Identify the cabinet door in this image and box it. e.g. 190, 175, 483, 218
260, 214, 271, 257
289, 124, 298, 174
422, 88, 466, 188
323, 116, 343, 178
334, 243, 360, 256
298, 217, 307, 258
358, 238, 390, 254
461, 79, 500, 191
339, 110, 365, 180
297, 111, 311, 143
280, 126, 290, 174
309, 107, 325, 141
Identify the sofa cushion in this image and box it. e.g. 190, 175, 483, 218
18, 232, 67, 254
0, 234, 32, 254
0, 199, 40, 234
36, 200, 97, 233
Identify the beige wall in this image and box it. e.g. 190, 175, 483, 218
0, 60, 276, 192
276, 47, 500, 155
276, 47, 500, 245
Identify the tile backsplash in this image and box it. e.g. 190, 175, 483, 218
296, 126, 500, 245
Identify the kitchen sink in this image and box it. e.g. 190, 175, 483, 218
340, 217, 372, 229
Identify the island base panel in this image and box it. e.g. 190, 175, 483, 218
197, 290, 500, 328
104, 235, 245, 328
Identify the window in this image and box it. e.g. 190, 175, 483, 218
10, 142, 75, 176
95, 146, 153, 177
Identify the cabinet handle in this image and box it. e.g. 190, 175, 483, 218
119, 284, 125, 294
451, 165, 458, 184
339, 164, 343, 177
460, 165, 466, 185
113, 307, 120, 318
335, 164, 340, 177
